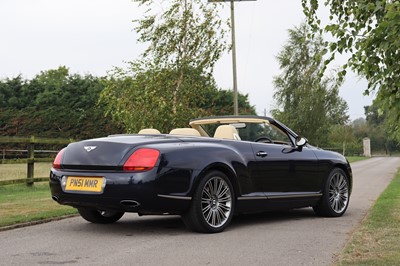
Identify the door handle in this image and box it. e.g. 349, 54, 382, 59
256, 151, 268, 157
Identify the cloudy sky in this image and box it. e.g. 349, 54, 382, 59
0, 0, 374, 120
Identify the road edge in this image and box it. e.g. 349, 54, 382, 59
0, 214, 79, 232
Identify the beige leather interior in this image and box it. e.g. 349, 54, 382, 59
213, 125, 241, 140
138, 128, 161, 134
169, 128, 201, 136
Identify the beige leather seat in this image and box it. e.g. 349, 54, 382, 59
169, 128, 201, 136
138, 128, 161, 134
213, 125, 241, 140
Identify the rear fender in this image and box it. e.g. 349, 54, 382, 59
191, 162, 241, 199
150, 142, 251, 198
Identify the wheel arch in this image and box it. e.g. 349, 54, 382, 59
332, 163, 353, 194
313, 164, 351, 217
192, 162, 241, 201
318, 163, 353, 196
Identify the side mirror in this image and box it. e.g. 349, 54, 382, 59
296, 137, 308, 148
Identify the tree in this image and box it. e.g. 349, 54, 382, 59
328, 124, 358, 154
365, 102, 399, 154
134, 0, 228, 75
101, 66, 218, 133
0, 76, 25, 109
101, 65, 256, 133
271, 23, 349, 146
0, 67, 121, 138
203, 89, 256, 116
351, 117, 369, 140
101, 0, 230, 132
302, 0, 400, 140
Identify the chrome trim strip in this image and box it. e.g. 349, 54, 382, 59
266, 193, 322, 199
157, 194, 192, 200
237, 193, 322, 201
159, 193, 322, 201
237, 196, 267, 200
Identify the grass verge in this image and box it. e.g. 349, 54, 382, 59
0, 183, 77, 228
346, 156, 369, 163
336, 170, 400, 265
0, 162, 52, 181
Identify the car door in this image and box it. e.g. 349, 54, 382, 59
250, 142, 320, 194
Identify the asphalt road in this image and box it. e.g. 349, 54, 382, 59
1, 157, 399, 266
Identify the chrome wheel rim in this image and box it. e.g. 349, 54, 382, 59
201, 176, 232, 228
329, 172, 349, 213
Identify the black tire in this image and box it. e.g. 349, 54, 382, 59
313, 168, 350, 217
78, 207, 124, 224
182, 171, 235, 233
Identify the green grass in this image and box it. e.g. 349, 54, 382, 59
0, 162, 52, 181
0, 183, 77, 227
346, 156, 369, 163
336, 171, 400, 265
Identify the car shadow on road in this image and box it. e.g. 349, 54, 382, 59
65, 207, 317, 235
229, 208, 317, 230
67, 215, 187, 236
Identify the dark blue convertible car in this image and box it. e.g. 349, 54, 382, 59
50, 115, 352, 233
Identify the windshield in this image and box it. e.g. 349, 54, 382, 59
200, 122, 291, 145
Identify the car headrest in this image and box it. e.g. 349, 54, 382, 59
138, 128, 161, 134
169, 128, 201, 136
213, 125, 241, 140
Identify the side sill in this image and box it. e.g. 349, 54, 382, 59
237, 196, 266, 200
157, 194, 192, 200
237, 193, 322, 201
266, 193, 322, 199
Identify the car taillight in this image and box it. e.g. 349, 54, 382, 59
53, 148, 65, 169
123, 148, 160, 171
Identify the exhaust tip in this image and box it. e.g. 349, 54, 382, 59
52, 196, 59, 202
120, 200, 140, 208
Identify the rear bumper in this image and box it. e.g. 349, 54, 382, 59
49, 168, 192, 214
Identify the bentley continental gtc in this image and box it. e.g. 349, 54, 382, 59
50, 115, 352, 233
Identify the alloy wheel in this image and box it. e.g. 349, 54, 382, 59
329, 172, 349, 213
201, 176, 232, 228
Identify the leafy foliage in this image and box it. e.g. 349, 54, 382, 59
271, 23, 349, 146
101, 65, 255, 133
134, 0, 228, 75
326, 106, 400, 156
0, 66, 255, 138
205, 89, 256, 116
364, 102, 399, 154
101, 0, 232, 132
302, 0, 400, 141
101, 66, 216, 133
0, 67, 121, 139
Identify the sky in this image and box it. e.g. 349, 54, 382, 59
0, 0, 375, 120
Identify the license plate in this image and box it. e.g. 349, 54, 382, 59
65, 176, 104, 193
